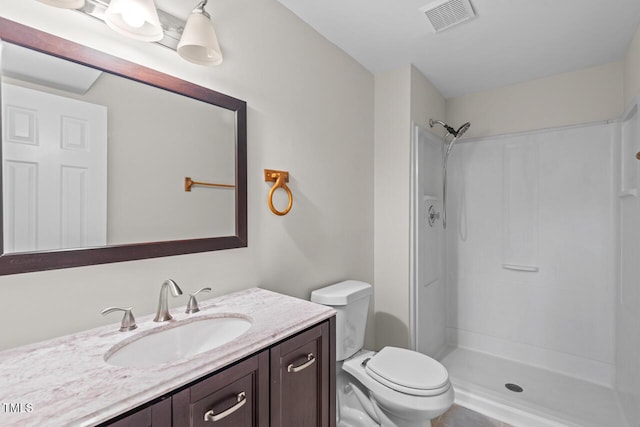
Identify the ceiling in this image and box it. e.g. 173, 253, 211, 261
275, 0, 640, 99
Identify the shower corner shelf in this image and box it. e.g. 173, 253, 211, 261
502, 264, 539, 272
618, 189, 638, 198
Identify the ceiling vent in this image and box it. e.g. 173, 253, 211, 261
420, 0, 476, 33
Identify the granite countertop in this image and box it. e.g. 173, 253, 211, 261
0, 288, 335, 427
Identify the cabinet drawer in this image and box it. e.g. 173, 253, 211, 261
190, 373, 254, 427
173, 351, 269, 427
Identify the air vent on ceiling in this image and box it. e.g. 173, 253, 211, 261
420, 0, 476, 33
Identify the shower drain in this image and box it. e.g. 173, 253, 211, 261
505, 383, 524, 393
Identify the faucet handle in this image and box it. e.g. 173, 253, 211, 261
185, 287, 212, 314
101, 306, 137, 332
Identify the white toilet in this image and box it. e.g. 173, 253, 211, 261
311, 280, 454, 427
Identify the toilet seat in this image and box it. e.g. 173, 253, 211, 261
364, 347, 450, 396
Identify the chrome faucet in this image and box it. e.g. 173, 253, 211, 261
153, 279, 183, 322
185, 287, 212, 314
101, 306, 137, 332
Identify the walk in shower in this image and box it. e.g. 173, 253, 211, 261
411, 114, 637, 426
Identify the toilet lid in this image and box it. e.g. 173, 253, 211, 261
365, 347, 449, 395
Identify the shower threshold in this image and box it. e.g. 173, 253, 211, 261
440, 347, 627, 427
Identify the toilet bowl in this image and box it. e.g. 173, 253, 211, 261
311, 280, 454, 427
342, 349, 454, 426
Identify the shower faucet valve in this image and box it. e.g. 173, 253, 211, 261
428, 205, 440, 227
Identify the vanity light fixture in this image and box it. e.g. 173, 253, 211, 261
104, 0, 164, 42
177, 0, 223, 65
36, 0, 85, 9
34, 0, 224, 66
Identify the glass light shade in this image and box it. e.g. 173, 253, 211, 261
104, 0, 163, 42
177, 12, 223, 66
37, 0, 85, 9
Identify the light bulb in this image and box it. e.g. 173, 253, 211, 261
121, 4, 146, 28
104, 0, 163, 41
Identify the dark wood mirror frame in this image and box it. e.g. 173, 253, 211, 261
0, 18, 247, 275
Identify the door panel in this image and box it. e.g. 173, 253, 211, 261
2, 83, 107, 252
270, 322, 330, 427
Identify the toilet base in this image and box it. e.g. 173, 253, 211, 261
370, 395, 433, 427
337, 418, 431, 427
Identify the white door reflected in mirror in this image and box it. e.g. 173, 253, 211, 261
2, 83, 108, 253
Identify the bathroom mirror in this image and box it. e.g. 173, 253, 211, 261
0, 18, 247, 275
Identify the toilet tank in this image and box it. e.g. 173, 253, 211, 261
311, 280, 372, 361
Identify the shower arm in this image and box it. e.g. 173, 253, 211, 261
430, 119, 457, 136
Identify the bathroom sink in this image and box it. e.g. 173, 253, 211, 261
105, 315, 252, 368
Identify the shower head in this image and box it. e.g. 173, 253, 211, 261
429, 119, 471, 138
456, 122, 471, 138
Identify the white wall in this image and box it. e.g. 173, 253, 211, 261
0, 0, 374, 351
374, 66, 412, 349
374, 65, 445, 349
624, 24, 640, 108
446, 62, 624, 139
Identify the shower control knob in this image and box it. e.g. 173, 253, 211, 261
428, 205, 440, 227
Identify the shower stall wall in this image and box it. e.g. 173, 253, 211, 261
445, 122, 616, 383
412, 121, 625, 426
411, 125, 447, 358
616, 102, 640, 427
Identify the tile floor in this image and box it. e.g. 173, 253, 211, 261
433, 404, 512, 427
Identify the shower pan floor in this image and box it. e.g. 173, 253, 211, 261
440, 347, 626, 427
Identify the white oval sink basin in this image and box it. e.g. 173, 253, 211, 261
105, 315, 252, 368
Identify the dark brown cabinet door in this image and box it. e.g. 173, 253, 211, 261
103, 398, 171, 427
173, 351, 269, 427
270, 320, 335, 427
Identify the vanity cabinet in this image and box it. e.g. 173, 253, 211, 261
101, 318, 335, 427
105, 398, 171, 427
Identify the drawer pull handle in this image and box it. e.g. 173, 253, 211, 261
203, 391, 246, 422
287, 353, 316, 373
